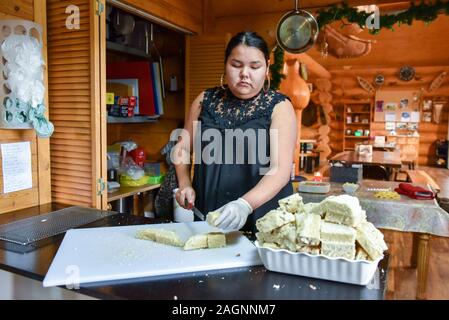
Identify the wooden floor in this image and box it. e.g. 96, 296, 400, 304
385, 165, 449, 300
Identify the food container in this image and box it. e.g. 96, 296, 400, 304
297, 181, 330, 193
342, 183, 359, 194
144, 162, 161, 176
255, 241, 381, 286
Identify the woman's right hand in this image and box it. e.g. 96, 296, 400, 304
175, 186, 196, 210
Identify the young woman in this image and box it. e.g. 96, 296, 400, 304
173, 31, 297, 232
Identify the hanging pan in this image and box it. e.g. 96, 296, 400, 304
276, 0, 319, 53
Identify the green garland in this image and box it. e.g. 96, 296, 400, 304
269, 45, 285, 90
316, 0, 449, 35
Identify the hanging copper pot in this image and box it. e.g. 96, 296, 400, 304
276, 0, 319, 53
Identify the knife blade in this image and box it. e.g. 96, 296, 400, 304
192, 206, 205, 221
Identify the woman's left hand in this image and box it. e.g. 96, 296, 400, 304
214, 198, 253, 230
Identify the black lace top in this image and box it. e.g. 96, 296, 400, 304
192, 86, 293, 233
200, 86, 290, 129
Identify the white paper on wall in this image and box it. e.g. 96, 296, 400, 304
385, 112, 396, 122
411, 111, 420, 123
1, 142, 32, 194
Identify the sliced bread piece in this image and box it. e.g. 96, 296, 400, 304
321, 240, 356, 260
358, 221, 388, 251
320, 221, 356, 243
297, 244, 320, 255
278, 193, 304, 214
356, 222, 388, 260
262, 242, 280, 250
137, 228, 184, 247
323, 195, 363, 227
273, 222, 297, 252
256, 209, 295, 233
207, 232, 226, 248
206, 210, 221, 227
183, 234, 208, 250
303, 202, 326, 217
355, 246, 371, 261
256, 231, 278, 245
296, 213, 321, 246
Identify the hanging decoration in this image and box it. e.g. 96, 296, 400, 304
398, 66, 416, 81
316, 1, 449, 35
357, 76, 375, 94
428, 71, 447, 92
374, 74, 385, 87
276, 0, 319, 53
316, 25, 374, 59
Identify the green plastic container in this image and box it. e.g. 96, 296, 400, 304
148, 174, 165, 184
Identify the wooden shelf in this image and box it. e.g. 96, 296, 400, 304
106, 41, 152, 59
107, 116, 159, 124
345, 122, 370, 125
345, 136, 369, 139
108, 183, 161, 202
346, 112, 371, 114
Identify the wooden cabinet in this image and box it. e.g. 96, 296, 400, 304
45, 0, 202, 211
342, 101, 372, 151
46, 0, 106, 209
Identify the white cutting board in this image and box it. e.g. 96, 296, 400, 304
43, 221, 262, 287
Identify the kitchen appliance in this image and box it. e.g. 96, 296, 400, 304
43, 222, 262, 287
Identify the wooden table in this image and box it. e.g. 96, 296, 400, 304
107, 183, 160, 215
294, 179, 449, 300
329, 150, 402, 180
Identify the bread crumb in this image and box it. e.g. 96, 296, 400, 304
174, 295, 178, 300
273, 284, 280, 290
309, 284, 317, 290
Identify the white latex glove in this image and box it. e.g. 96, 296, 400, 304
214, 198, 253, 230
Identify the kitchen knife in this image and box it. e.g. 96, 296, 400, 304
192, 207, 205, 221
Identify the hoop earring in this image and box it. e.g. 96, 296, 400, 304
264, 77, 271, 93
220, 74, 226, 90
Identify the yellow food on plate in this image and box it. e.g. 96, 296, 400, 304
373, 190, 400, 200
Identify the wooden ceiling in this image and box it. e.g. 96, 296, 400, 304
207, 0, 449, 69
211, 0, 410, 18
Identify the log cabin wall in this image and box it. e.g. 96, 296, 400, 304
0, 0, 51, 214
202, 1, 449, 166
330, 66, 449, 165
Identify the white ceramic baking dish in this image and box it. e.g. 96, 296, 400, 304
255, 241, 382, 286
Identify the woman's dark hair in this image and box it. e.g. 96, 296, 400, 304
224, 31, 269, 65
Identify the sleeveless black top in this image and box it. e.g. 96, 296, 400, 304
192, 86, 293, 233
